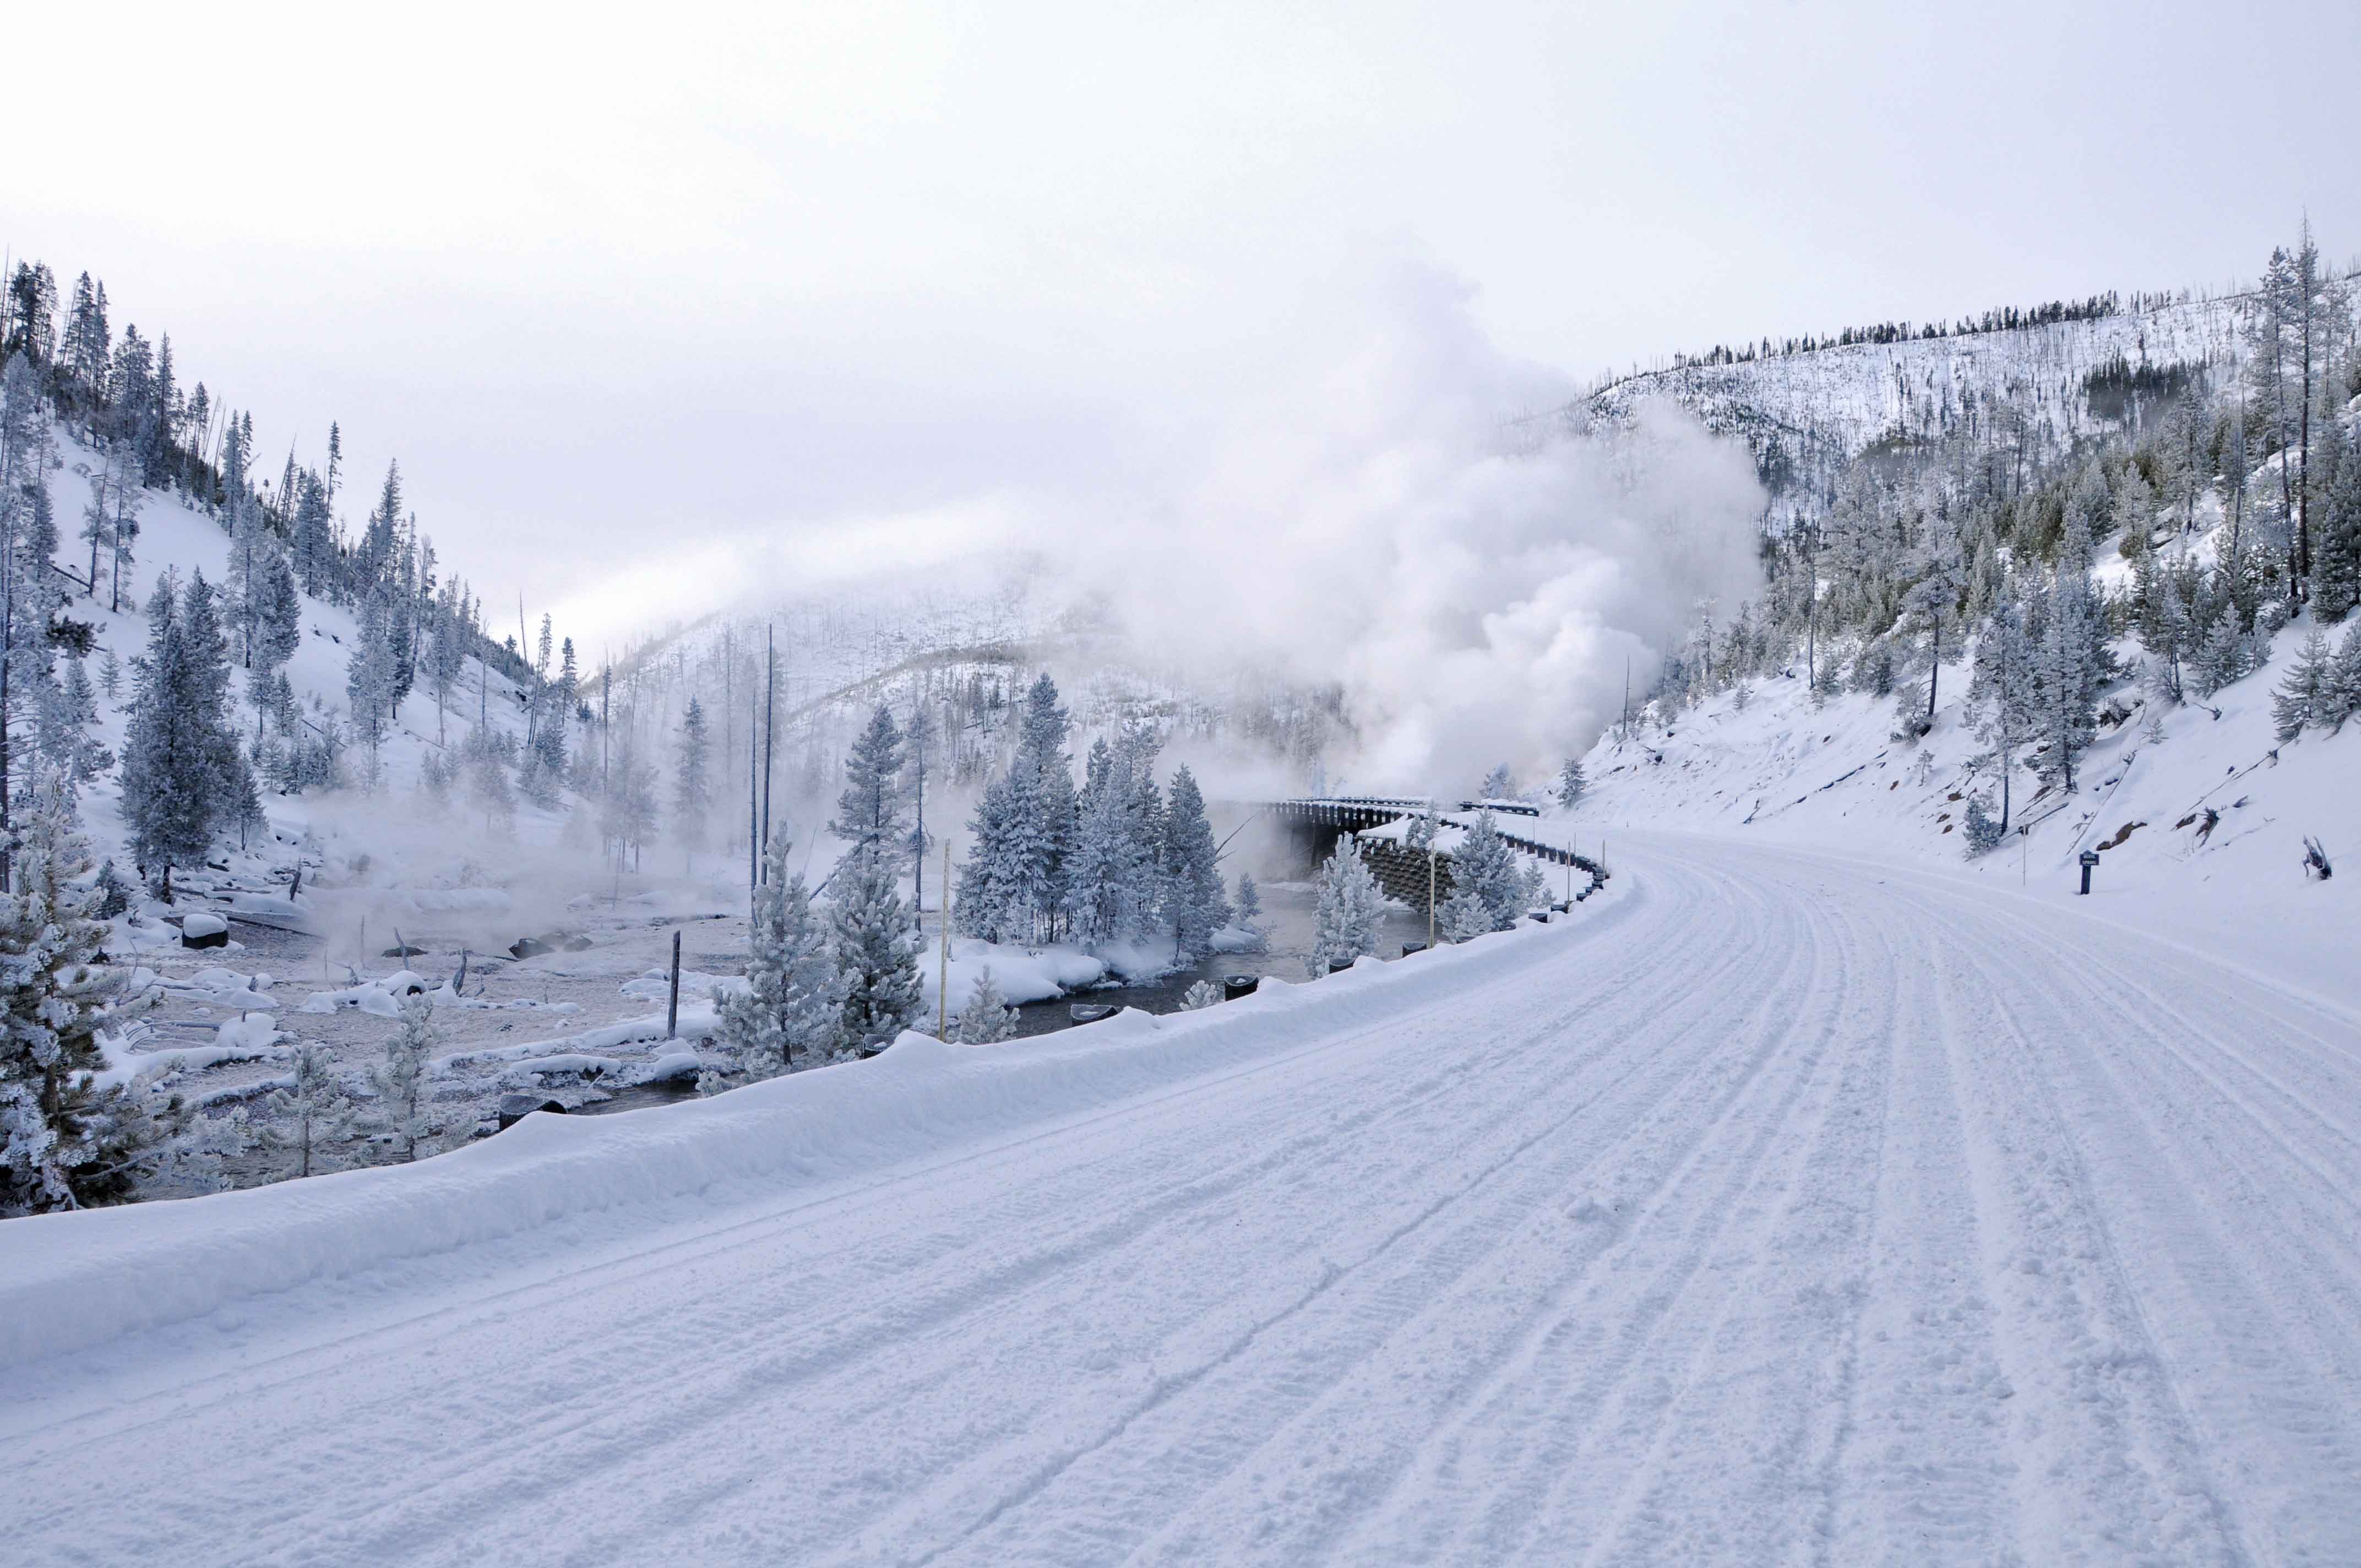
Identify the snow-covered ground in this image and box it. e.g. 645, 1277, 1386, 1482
1555, 614, 2361, 1012
4, 832, 2358, 1563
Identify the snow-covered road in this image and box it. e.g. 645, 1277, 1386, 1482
7, 833, 2360, 1565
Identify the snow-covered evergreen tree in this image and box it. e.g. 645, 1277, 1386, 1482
717, 829, 838, 1077
674, 697, 710, 872
829, 704, 910, 884
1438, 891, 1492, 943
1449, 810, 1525, 932
2315, 408, 2361, 623
1479, 763, 1513, 799
2324, 624, 2361, 729
0, 770, 124, 1213
954, 770, 1020, 942
953, 965, 1017, 1044
1311, 835, 1384, 969
1554, 758, 1586, 809
829, 853, 923, 1057
121, 571, 258, 889
2031, 532, 2108, 793
1967, 591, 2037, 830
1161, 765, 1228, 960
957, 674, 1077, 944
265, 1043, 353, 1180
2271, 629, 2333, 741
1233, 870, 1261, 928
1063, 738, 1144, 944
369, 998, 437, 1163
2192, 603, 2251, 697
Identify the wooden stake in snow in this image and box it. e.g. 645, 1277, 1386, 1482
760, 624, 776, 878
937, 842, 951, 1039
666, 929, 682, 1039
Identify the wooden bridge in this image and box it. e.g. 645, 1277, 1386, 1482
1247, 797, 1607, 910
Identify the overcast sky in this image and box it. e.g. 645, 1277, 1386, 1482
8, 0, 2357, 654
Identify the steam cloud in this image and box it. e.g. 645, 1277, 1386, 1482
1060, 263, 1769, 793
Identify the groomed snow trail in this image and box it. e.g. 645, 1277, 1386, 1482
6, 834, 2360, 1566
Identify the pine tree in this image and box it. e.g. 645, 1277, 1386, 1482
122, 572, 257, 888
1894, 510, 1966, 734
1479, 763, 1513, 799
1449, 810, 1525, 932
41, 655, 110, 786
2271, 629, 2332, 742
369, 998, 438, 1162
674, 696, 711, 872
954, 770, 1020, 942
1007, 675, 1077, 940
1438, 892, 1492, 943
1967, 592, 2037, 830
291, 470, 336, 598
829, 853, 922, 1057
2324, 624, 2361, 729
1161, 765, 1229, 960
426, 592, 467, 747
1310, 835, 1384, 969
0, 770, 126, 1214
2032, 532, 2108, 792
953, 966, 1018, 1044
1233, 871, 1261, 928
264, 1043, 353, 1180
2192, 605, 2249, 697
464, 727, 514, 831
2315, 404, 2361, 623
957, 675, 1078, 944
718, 829, 839, 1077
346, 590, 400, 777
1555, 757, 1586, 809
829, 704, 910, 883
1063, 738, 1141, 943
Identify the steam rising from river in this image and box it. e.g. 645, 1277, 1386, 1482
1060, 264, 1767, 794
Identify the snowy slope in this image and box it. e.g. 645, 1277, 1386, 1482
1556, 615, 2361, 1011
1569, 294, 2245, 516
4, 835, 2358, 1562
41, 421, 546, 876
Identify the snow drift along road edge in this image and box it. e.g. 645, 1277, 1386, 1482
0, 884, 1631, 1369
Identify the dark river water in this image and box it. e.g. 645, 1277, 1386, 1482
1004, 883, 1435, 1039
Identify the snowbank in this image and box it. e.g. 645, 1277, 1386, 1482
88, 1021, 291, 1092
0, 884, 1630, 1368
300, 971, 432, 1016
916, 938, 1110, 1014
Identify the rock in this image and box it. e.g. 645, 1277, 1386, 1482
508, 936, 554, 960
563, 935, 594, 952
1069, 1003, 1118, 1023
1400, 941, 1429, 956
381, 944, 428, 959
496, 1095, 567, 1131
181, 912, 230, 949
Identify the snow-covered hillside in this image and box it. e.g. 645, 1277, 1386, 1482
1560, 605, 2360, 1008
39, 419, 546, 879
1567, 292, 2248, 519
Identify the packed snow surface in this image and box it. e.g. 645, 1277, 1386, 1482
4, 836, 2360, 1564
